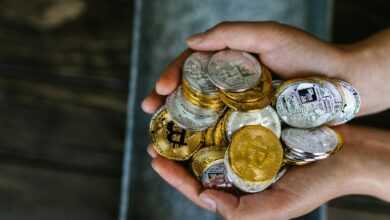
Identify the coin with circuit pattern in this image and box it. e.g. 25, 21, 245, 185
275, 79, 337, 128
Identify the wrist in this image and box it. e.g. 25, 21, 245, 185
339, 42, 390, 115
334, 127, 390, 200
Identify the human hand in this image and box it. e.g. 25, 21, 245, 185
141, 21, 390, 219
142, 22, 390, 116
147, 125, 390, 220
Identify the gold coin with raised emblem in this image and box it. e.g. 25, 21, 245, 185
228, 125, 283, 182
149, 106, 204, 161
191, 146, 226, 178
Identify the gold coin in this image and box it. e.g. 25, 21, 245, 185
182, 79, 225, 111
228, 125, 283, 182
182, 79, 220, 100
213, 112, 228, 147
204, 126, 215, 146
221, 66, 273, 103
191, 146, 225, 178
149, 107, 204, 161
220, 92, 271, 111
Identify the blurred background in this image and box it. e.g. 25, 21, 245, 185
0, 0, 388, 219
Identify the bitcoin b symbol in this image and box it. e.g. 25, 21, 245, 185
166, 122, 187, 148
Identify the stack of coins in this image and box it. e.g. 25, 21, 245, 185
150, 48, 360, 194
281, 126, 343, 165
182, 52, 225, 111
166, 52, 225, 131
191, 146, 232, 189
208, 50, 273, 111
274, 77, 360, 128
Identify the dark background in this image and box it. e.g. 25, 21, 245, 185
0, 0, 388, 219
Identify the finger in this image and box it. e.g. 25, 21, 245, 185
151, 156, 210, 210
156, 49, 191, 95
186, 21, 285, 53
141, 89, 165, 114
147, 144, 157, 158
199, 189, 239, 218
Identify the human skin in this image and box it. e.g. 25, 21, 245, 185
141, 22, 390, 219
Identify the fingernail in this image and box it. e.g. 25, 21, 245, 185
147, 146, 157, 158
200, 193, 216, 211
141, 99, 149, 111
187, 33, 205, 46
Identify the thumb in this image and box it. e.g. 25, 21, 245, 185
199, 189, 239, 219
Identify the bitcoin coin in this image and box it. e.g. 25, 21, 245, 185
149, 106, 204, 160
225, 106, 281, 141
183, 51, 219, 95
328, 79, 361, 126
166, 86, 220, 131
224, 150, 285, 193
191, 147, 232, 189
224, 125, 283, 192
208, 50, 262, 92
275, 79, 337, 128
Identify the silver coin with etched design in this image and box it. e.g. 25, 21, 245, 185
225, 106, 281, 141
328, 80, 361, 126
182, 51, 218, 95
314, 78, 344, 114
281, 126, 342, 155
275, 80, 337, 128
166, 86, 220, 131
207, 50, 262, 92
201, 161, 232, 189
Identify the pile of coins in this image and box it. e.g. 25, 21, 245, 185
149, 49, 360, 193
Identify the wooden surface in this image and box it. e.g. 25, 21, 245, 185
0, 0, 130, 219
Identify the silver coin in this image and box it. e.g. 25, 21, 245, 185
272, 80, 284, 90
328, 80, 361, 126
276, 80, 337, 128
182, 52, 219, 95
281, 126, 340, 155
318, 79, 344, 114
201, 160, 232, 189
166, 86, 220, 131
207, 50, 262, 92
272, 166, 288, 184
225, 106, 281, 141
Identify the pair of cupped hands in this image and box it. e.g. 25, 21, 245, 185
141, 22, 390, 220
